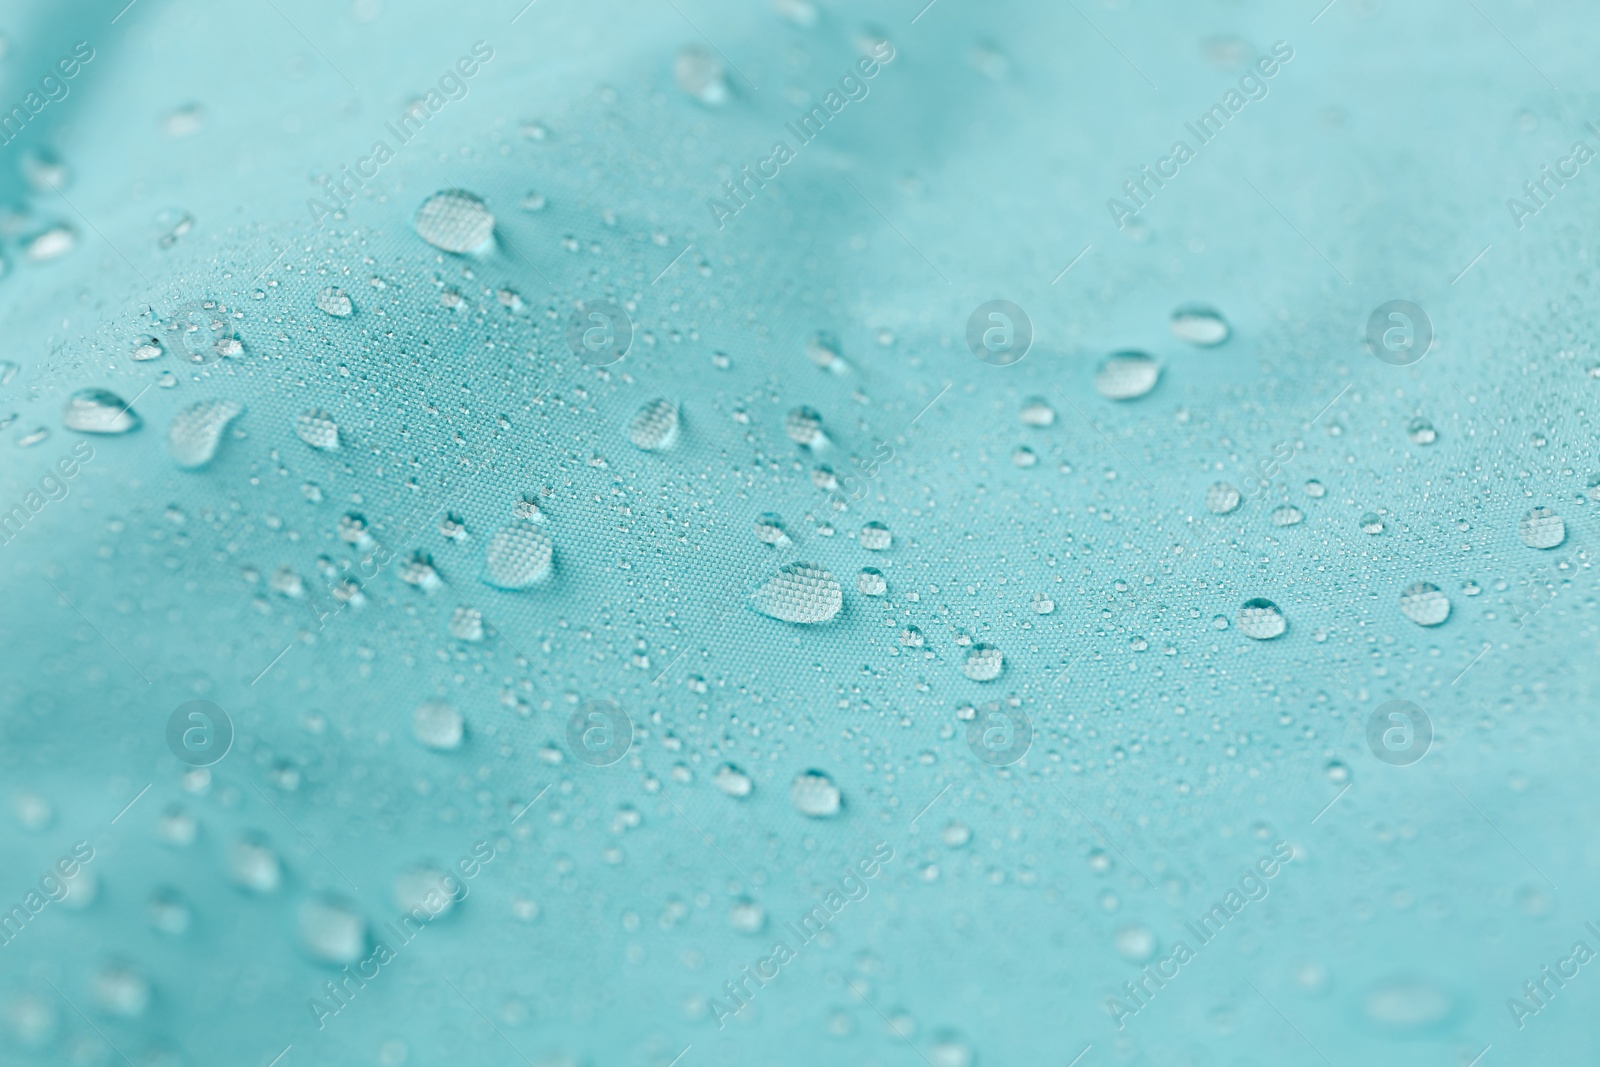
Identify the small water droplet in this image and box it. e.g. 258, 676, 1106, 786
1406, 417, 1436, 445
299, 897, 369, 964
675, 44, 729, 105
293, 409, 340, 450
627, 398, 679, 451
857, 567, 887, 596
1019, 396, 1055, 427
859, 521, 892, 550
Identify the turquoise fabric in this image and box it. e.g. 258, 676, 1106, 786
2, 0, 1598, 1064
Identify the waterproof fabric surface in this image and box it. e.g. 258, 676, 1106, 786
2, 1, 1599, 1064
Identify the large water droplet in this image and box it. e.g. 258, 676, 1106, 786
1519, 507, 1565, 549
299, 897, 369, 964
750, 562, 842, 623
784, 406, 827, 448
1237, 597, 1286, 639
714, 763, 753, 797
413, 700, 464, 751
1094, 351, 1160, 400
294, 409, 340, 450
961, 644, 1004, 681
315, 286, 354, 318
62, 388, 139, 434
168, 400, 243, 469
413, 189, 495, 254
1170, 305, 1230, 346
482, 522, 553, 588
229, 834, 282, 893
1398, 581, 1450, 626
859, 521, 892, 550
627, 397, 679, 451
1206, 482, 1241, 514
790, 769, 842, 817
674, 44, 728, 105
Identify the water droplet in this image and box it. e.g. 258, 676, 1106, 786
413, 700, 465, 751
730, 899, 766, 933
961, 644, 1004, 681
783, 406, 827, 448
1304, 479, 1326, 498
1270, 505, 1303, 527
627, 397, 679, 451
1115, 924, 1157, 962
1031, 592, 1055, 614
754, 513, 791, 547
675, 44, 728, 105
413, 189, 495, 254
1094, 351, 1160, 400
750, 562, 842, 623
1406, 417, 1436, 445
857, 567, 887, 596
299, 897, 368, 964
315, 286, 354, 317
394, 867, 459, 918
62, 388, 139, 434
1011, 446, 1038, 468
131, 336, 164, 361
1398, 581, 1450, 626
1362, 976, 1453, 1035
229, 835, 282, 893
1360, 512, 1384, 535
1237, 598, 1286, 640
899, 625, 925, 647
449, 605, 485, 642
714, 763, 753, 797
805, 331, 849, 375
859, 521, 892, 550
1519, 507, 1565, 549
790, 769, 842, 817
482, 522, 553, 588
1019, 396, 1055, 427
1206, 482, 1242, 514
168, 399, 243, 469
26, 226, 75, 262
1170, 305, 1230, 346
294, 409, 340, 450
91, 963, 151, 1018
